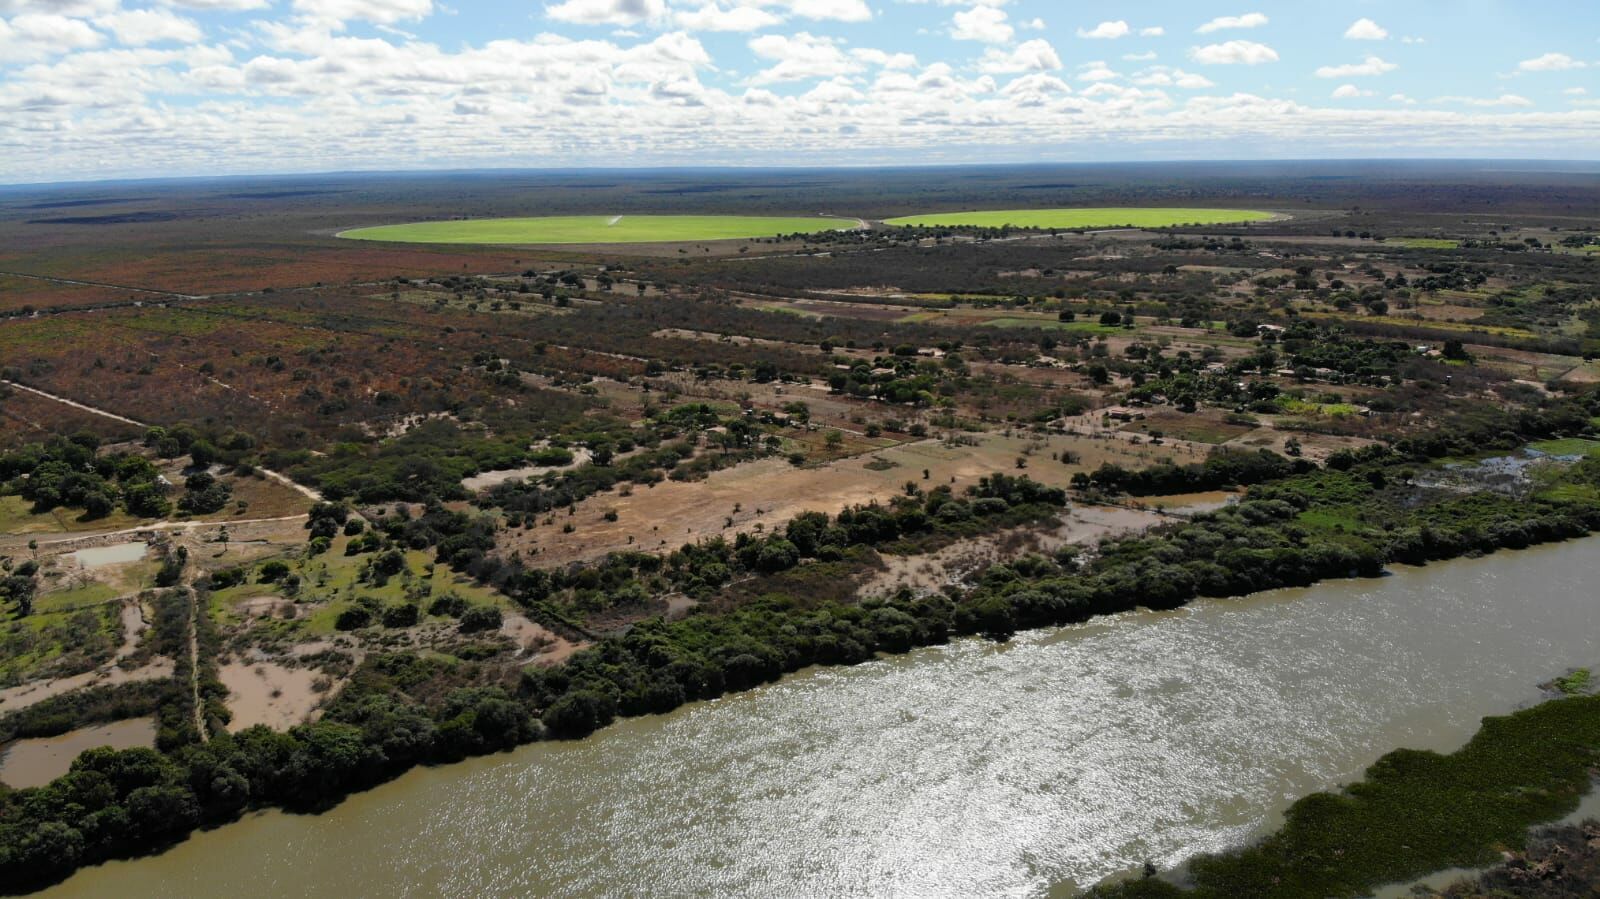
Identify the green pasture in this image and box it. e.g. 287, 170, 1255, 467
881, 207, 1274, 229
338, 215, 856, 245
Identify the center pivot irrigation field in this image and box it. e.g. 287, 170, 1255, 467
338, 214, 858, 245
882, 207, 1275, 229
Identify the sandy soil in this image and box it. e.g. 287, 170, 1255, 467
499, 430, 1215, 567
501, 612, 586, 665
860, 505, 1163, 598
463, 448, 593, 493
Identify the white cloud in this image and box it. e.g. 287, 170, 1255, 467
1077, 60, 1117, 81
1020, 17, 1043, 31
1314, 55, 1397, 78
293, 0, 433, 26
1434, 94, 1534, 107
1122, 51, 1155, 62
1133, 65, 1213, 89
673, 4, 781, 32
1518, 52, 1586, 72
0, 0, 116, 13
782, 0, 872, 24
1331, 84, 1371, 98
0, 12, 103, 61
1139, 26, 1163, 37
978, 38, 1060, 74
546, 0, 664, 27
1077, 20, 1129, 40
1197, 13, 1267, 34
1344, 18, 1387, 40
1565, 87, 1588, 96
851, 46, 915, 69
164, 0, 270, 8
748, 30, 857, 82
94, 9, 202, 45
1190, 40, 1277, 65
951, 5, 1010, 44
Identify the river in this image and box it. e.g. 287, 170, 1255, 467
40, 539, 1600, 898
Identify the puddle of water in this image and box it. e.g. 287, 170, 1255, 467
69, 542, 148, 569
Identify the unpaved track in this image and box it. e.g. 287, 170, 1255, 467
0, 379, 322, 503
0, 269, 205, 300
187, 587, 207, 742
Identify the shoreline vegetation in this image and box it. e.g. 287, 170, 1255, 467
4, 392, 1600, 891
1089, 692, 1600, 899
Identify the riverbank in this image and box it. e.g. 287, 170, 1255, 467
31, 537, 1600, 898
1089, 691, 1600, 899
7, 442, 1600, 891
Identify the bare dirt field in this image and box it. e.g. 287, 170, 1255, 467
500, 430, 1217, 566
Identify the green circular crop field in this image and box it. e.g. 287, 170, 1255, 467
881, 208, 1274, 229
337, 215, 858, 245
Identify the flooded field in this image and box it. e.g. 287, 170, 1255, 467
0, 718, 157, 789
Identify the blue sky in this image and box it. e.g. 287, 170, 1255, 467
0, 0, 1597, 184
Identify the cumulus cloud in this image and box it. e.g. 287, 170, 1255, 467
1190, 40, 1277, 65
1077, 20, 1128, 40
782, 0, 872, 22
748, 30, 858, 82
1197, 13, 1267, 34
1077, 60, 1117, 81
1434, 94, 1534, 107
1344, 18, 1387, 40
95, 9, 203, 45
951, 5, 1010, 44
5, 0, 1600, 184
978, 38, 1060, 74
293, 0, 434, 26
1315, 56, 1396, 78
673, 4, 781, 31
0, 12, 103, 61
1518, 52, 1586, 72
163, 0, 271, 8
1132, 66, 1213, 89
1139, 26, 1163, 37
546, 0, 665, 27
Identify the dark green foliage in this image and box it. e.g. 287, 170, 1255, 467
1090, 695, 1600, 899
0, 437, 174, 520
457, 606, 503, 633
6, 437, 1600, 891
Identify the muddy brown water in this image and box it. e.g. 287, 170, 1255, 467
0, 718, 156, 789
39, 539, 1600, 898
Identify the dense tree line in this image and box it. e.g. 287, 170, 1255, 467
5, 413, 1599, 889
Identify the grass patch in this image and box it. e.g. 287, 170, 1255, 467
339, 215, 857, 245
978, 317, 1124, 334
881, 208, 1274, 229
1093, 693, 1600, 899
33, 582, 119, 613
1278, 397, 1360, 417
1554, 668, 1592, 695
1120, 420, 1253, 445
1390, 237, 1461, 249
0, 495, 145, 536
1530, 437, 1600, 457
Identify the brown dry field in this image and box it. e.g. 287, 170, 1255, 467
499, 430, 1215, 566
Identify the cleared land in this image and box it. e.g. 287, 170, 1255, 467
338, 215, 856, 245
881, 207, 1274, 229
